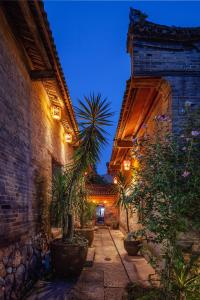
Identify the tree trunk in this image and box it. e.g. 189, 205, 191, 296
62, 213, 69, 242
126, 208, 130, 232
62, 213, 74, 242
66, 213, 74, 240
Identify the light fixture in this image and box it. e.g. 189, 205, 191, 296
113, 177, 117, 184
51, 105, 61, 120
65, 132, 72, 143
123, 159, 131, 171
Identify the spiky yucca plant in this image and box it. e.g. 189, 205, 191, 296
116, 172, 134, 233
52, 94, 113, 242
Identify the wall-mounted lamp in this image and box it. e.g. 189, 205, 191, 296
65, 132, 73, 143
123, 159, 131, 171
113, 177, 118, 184
51, 105, 61, 120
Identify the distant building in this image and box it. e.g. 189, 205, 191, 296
109, 9, 200, 231
0, 1, 78, 297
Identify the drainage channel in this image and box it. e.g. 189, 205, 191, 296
108, 228, 132, 283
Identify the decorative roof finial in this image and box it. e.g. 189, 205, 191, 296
129, 8, 148, 24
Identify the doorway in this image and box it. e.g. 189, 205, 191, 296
96, 205, 105, 225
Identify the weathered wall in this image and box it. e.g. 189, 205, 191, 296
131, 40, 200, 132
0, 10, 74, 298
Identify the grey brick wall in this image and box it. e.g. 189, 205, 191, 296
131, 39, 200, 132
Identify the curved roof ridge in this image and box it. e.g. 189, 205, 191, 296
127, 8, 200, 50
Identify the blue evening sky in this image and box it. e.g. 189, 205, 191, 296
44, 1, 200, 174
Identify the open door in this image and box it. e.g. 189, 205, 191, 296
96, 204, 105, 225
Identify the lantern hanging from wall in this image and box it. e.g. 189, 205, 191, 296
65, 132, 73, 143
123, 159, 131, 171
113, 177, 118, 184
51, 105, 61, 120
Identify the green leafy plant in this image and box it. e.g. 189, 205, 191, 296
116, 172, 135, 233
170, 248, 200, 300
52, 94, 113, 242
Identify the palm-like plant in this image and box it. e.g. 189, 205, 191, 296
116, 172, 134, 233
52, 94, 113, 242
170, 249, 200, 300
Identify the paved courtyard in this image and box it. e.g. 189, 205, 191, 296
26, 228, 154, 300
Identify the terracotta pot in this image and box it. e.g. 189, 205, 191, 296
75, 228, 94, 247
50, 238, 88, 278
124, 239, 141, 256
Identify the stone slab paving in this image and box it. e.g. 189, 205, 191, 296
27, 228, 155, 300
109, 229, 156, 287
69, 228, 130, 300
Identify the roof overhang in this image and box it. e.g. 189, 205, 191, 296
108, 76, 171, 174
0, 0, 78, 134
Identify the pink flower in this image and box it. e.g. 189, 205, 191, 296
142, 124, 147, 129
155, 114, 170, 122
132, 138, 137, 143
182, 171, 190, 178
185, 101, 192, 107
191, 130, 200, 137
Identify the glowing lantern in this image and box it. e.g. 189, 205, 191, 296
123, 159, 131, 171
65, 133, 72, 143
51, 105, 61, 120
113, 177, 117, 184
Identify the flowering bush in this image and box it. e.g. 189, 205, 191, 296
130, 108, 200, 298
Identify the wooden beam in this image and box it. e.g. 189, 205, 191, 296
116, 140, 133, 148
30, 70, 55, 80
108, 164, 121, 171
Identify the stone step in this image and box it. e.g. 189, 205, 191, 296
84, 247, 95, 267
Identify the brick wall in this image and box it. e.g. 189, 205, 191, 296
0, 10, 74, 298
131, 39, 200, 132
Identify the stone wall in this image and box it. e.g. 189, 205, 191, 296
0, 10, 74, 299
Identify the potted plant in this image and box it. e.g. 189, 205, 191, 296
124, 231, 142, 256
50, 94, 113, 277
76, 195, 96, 246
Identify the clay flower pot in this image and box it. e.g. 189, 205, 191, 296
75, 228, 94, 247
50, 237, 88, 278
124, 239, 141, 256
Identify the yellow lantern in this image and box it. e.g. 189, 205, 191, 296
113, 177, 117, 184
123, 159, 131, 171
65, 132, 72, 143
51, 105, 61, 120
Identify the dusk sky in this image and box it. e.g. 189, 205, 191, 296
44, 1, 200, 175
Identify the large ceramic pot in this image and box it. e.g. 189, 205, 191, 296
75, 227, 94, 247
50, 237, 88, 278
124, 239, 141, 256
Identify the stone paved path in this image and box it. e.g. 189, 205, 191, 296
69, 228, 130, 300
26, 228, 131, 300
26, 228, 156, 300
